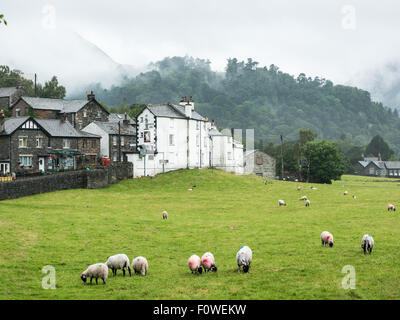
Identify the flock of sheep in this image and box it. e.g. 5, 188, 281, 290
80, 183, 386, 286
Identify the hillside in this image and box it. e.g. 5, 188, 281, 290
75, 56, 400, 154
1, 169, 400, 299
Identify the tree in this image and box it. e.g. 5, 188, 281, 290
365, 135, 394, 161
303, 140, 345, 184
37, 76, 66, 99
0, 14, 7, 26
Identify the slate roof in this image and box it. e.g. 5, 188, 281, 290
20, 96, 88, 112
358, 160, 400, 170
1, 116, 100, 138
357, 161, 370, 168
108, 113, 136, 124
92, 121, 136, 136
147, 103, 206, 121
208, 127, 231, 137
0, 87, 18, 97
384, 161, 400, 169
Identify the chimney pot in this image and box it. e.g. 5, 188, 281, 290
87, 90, 95, 101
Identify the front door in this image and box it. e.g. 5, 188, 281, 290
39, 157, 45, 172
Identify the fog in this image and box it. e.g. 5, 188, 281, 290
1, 0, 400, 107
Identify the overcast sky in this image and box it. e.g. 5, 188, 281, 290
1, 0, 400, 97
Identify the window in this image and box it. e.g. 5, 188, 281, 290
148, 155, 154, 161
16, 108, 20, 117
144, 131, 151, 143
169, 134, 175, 146
196, 121, 200, 130
83, 111, 87, 118
140, 132, 144, 138
92, 140, 96, 148
145, 118, 149, 129
19, 156, 32, 167
196, 135, 200, 146
22, 121, 38, 130
113, 136, 117, 146
113, 152, 117, 162
369, 167, 374, 175
36, 137, 43, 148
203, 122, 206, 130
228, 152, 232, 160
140, 117, 143, 123
121, 136, 125, 146
97, 111, 101, 118
19, 137, 28, 148
170, 118, 174, 128
63, 139, 70, 149
204, 137, 207, 147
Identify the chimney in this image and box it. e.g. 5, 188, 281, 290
188, 96, 194, 111
185, 102, 192, 118
211, 120, 215, 128
179, 96, 187, 107
62, 112, 67, 122
87, 90, 95, 101
123, 113, 129, 126
0, 110, 5, 133
378, 152, 381, 161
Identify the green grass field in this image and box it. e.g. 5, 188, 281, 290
1, 169, 400, 300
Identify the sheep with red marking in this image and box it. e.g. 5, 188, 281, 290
388, 204, 396, 211
188, 255, 203, 274
201, 252, 217, 272
321, 231, 334, 247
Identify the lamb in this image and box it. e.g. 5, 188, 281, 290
278, 199, 287, 206
80, 263, 108, 285
162, 210, 168, 219
320, 231, 334, 247
299, 195, 308, 201
344, 191, 348, 195
131, 256, 148, 276
105, 254, 131, 277
201, 252, 217, 272
188, 255, 203, 274
388, 204, 396, 211
236, 246, 252, 273
305, 199, 310, 207
361, 234, 374, 254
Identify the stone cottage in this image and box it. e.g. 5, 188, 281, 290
244, 149, 276, 179
0, 86, 28, 111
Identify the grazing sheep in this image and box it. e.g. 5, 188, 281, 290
297, 186, 301, 191
131, 256, 148, 276
201, 252, 217, 272
299, 195, 308, 201
361, 234, 374, 254
344, 191, 348, 195
278, 199, 287, 206
162, 210, 168, 219
80, 263, 108, 285
352, 195, 356, 199
188, 255, 203, 274
388, 204, 396, 211
236, 246, 252, 273
105, 254, 131, 277
311, 187, 318, 190
305, 199, 310, 207
188, 188, 193, 191
321, 231, 334, 247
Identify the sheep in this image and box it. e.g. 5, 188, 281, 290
297, 186, 301, 191
278, 199, 287, 206
131, 256, 148, 276
305, 199, 310, 207
299, 195, 308, 201
344, 191, 348, 195
388, 204, 396, 211
311, 187, 318, 190
236, 246, 252, 273
321, 231, 334, 247
105, 254, 131, 277
201, 252, 217, 272
352, 195, 356, 199
162, 210, 168, 220
188, 188, 193, 191
188, 255, 203, 274
80, 263, 108, 285
361, 234, 374, 254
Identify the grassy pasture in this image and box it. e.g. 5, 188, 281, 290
0, 169, 400, 300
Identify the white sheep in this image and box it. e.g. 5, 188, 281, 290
321, 231, 334, 247
131, 256, 148, 276
188, 255, 203, 274
297, 186, 301, 191
352, 195, 356, 199
299, 195, 308, 201
388, 204, 396, 211
305, 199, 310, 207
201, 252, 217, 272
162, 210, 168, 219
361, 234, 374, 254
236, 246, 252, 273
105, 254, 131, 277
311, 187, 318, 190
344, 191, 348, 195
278, 199, 287, 206
80, 263, 108, 285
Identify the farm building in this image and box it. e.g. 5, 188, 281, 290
355, 157, 400, 177
244, 149, 276, 179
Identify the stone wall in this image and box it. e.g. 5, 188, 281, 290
0, 162, 133, 201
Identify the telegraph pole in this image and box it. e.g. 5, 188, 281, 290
280, 135, 284, 180
34, 73, 37, 97
118, 121, 121, 163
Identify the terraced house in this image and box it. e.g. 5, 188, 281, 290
0, 111, 100, 175
9, 91, 109, 129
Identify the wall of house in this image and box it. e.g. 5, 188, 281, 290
244, 150, 275, 179
67, 100, 109, 130
109, 134, 136, 162
0, 136, 10, 161
77, 137, 100, 159
0, 163, 133, 201
82, 123, 109, 157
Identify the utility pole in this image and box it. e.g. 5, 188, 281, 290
298, 141, 302, 181
280, 135, 284, 180
34, 73, 37, 97
118, 121, 121, 163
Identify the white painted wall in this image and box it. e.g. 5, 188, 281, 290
82, 122, 109, 157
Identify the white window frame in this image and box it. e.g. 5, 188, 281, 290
169, 134, 175, 146
113, 136, 117, 146
121, 136, 125, 146
36, 136, 43, 148
63, 139, 70, 149
19, 155, 32, 167
19, 136, 28, 148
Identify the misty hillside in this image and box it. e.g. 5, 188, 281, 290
75, 56, 400, 153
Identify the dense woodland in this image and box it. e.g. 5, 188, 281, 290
75, 56, 400, 157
